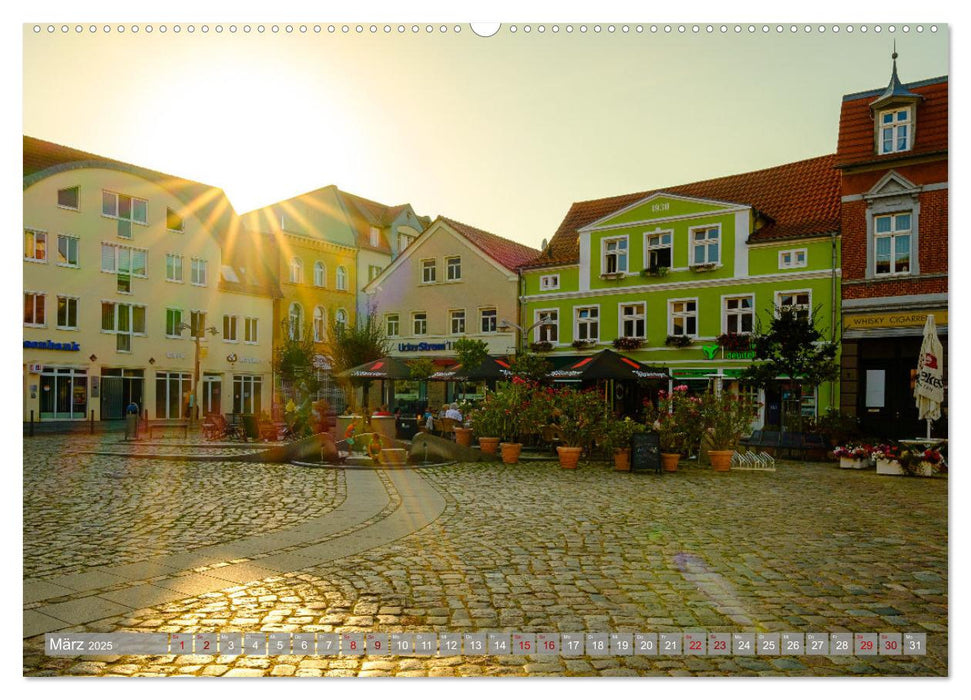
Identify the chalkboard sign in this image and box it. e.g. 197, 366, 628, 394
630, 431, 661, 473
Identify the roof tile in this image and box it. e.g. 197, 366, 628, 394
439, 216, 541, 271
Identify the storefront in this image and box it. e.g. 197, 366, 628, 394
100, 367, 144, 420
38, 366, 88, 420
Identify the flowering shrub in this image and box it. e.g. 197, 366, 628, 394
871, 444, 902, 462
833, 444, 871, 460
549, 387, 607, 449
646, 385, 702, 454
603, 415, 646, 452
467, 378, 551, 443
899, 448, 946, 476
700, 391, 760, 450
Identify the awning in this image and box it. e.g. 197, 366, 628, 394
548, 348, 669, 381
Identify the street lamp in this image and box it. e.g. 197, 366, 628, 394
498, 318, 552, 353
177, 319, 218, 422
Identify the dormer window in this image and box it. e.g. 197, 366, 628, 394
880, 107, 912, 154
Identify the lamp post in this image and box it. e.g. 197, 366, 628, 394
498, 318, 552, 354
177, 319, 218, 422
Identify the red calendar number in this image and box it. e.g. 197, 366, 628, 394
689, 641, 702, 650
713, 641, 726, 651
860, 641, 873, 650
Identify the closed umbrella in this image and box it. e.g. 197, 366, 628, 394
914, 314, 944, 439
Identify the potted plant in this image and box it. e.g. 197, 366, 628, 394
899, 447, 945, 477
466, 395, 502, 455
612, 336, 644, 351
551, 387, 606, 469
646, 385, 702, 471
833, 444, 871, 469
603, 416, 646, 471
873, 444, 905, 475
665, 334, 693, 348
700, 391, 761, 471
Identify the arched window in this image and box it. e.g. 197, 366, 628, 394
336, 265, 348, 290
289, 257, 303, 284
335, 308, 348, 329
288, 302, 303, 340
314, 261, 326, 287
313, 306, 326, 342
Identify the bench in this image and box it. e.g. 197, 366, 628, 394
147, 420, 189, 439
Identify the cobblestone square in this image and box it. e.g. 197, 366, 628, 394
23, 434, 947, 677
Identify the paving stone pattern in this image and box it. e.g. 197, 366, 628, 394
23, 435, 947, 677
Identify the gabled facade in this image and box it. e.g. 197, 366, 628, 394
23, 136, 277, 422
521, 156, 842, 428
836, 61, 948, 438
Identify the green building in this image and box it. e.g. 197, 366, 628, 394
520, 155, 842, 430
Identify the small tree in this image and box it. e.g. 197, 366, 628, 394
453, 337, 489, 400
322, 304, 390, 415
273, 321, 321, 435
739, 305, 839, 432
509, 351, 552, 385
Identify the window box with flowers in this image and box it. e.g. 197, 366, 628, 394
689, 262, 718, 272
716, 332, 753, 352
873, 444, 905, 475
572, 339, 597, 351
640, 265, 669, 278
665, 334, 693, 348
530, 340, 554, 353
612, 336, 644, 351
599, 271, 626, 280
833, 444, 872, 469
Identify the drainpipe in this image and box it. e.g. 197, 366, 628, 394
518, 271, 526, 355
830, 229, 838, 410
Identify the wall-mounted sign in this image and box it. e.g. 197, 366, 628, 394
23, 340, 80, 351
226, 353, 238, 363
844, 309, 948, 331
398, 341, 452, 352
239, 357, 262, 364
702, 344, 755, 361
165, 351, 186, 359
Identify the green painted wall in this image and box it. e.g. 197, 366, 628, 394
522, 266, 581, 296
594, 195, 728, 227
748, 237, 840, 276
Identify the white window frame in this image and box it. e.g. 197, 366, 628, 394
480, 308, 497, 334
386, 313, 400, 338
335, 308, 348, 329
413, 312, 427, 336
24, 228, 47, 263
165, 308, 184, 338
101, 243, 148, 278
244, 317, 259, 344
190, 258, 208, 286
56, 234, 80, 268
534, 309, 559, 343
336, 265, 348, 290
879, 106, 913, 154
539, 274, 560, 291
775, 290, 812, 322
313, 306, 326, 342
57, 186, 80, 211
421, 259, 437, 284
602, 236, 628, 275
449, 308, 466, 335
368, 264, 382, 282
689, 225, 720, 266
313, 261, 326, 287
369, 226, 380, 247
778, 248, 808, 270
721, 294, 755, 335
574, 305, 600, 342
24, 291, 46, 327
618, 302, 646, 339
873, 212, 913, 276
668, 298, 699, 337
101, 301, 147, 352
446, 256, 462, 281
288, 303, 303, 340
644, 230, 673, 269
101, 190, 148, 239
165, 253, 184, 283
223, 314, 239, 343
56, 295, 79, 330
289, 257, 303, 284
398, 233, 414, 251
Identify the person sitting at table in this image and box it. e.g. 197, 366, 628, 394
373, 404, 392, 416
445, 402, 463, 423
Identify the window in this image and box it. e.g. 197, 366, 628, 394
165, 254, 184, 282
368, 264, 383, 282
779, 249, 808, 270
336, 266, 348, 290
874, 213, 912, 275
335, 309, 348, 329
480, 308, 497, 334
223, 315, 238, 342
189, 311, 208, 339
620, 302, 646, 338
191, 258, 208, 286
166, 208, 184, 232
289, 257, 303, 284
233, 374, 263, 415
313, 306, 326, 342
165, 308, 183, 337
723, 295, 754, 334
450, 309, 466, 335
314, 261, 326, 287
691, 226, 720, 265
24, 292, 46, 326
386, 314, 400, 337
540, 274, 560, 291
102, 190, 147, 239
670, 299, 698, 336
602, 237, 628, 274
156, 371, 192, 419
101, 302, 146, 352
56, 296, 79, 330
100, 243, 148, 277
398, 233, 414, 251
413, 312, 427, 336
288, 303, 303, 340
575, 306, 599, 341
24, 229, 46, 262
57, 186, 79, 210
446, 256, 462, 281
370, 226, 380, 247
421, 259, 437, 283
244, 317, 259, 344
535, 310, 559, 343
57, 235, 79, 267
646, 231, 673, 269
879, 107, 912, 154
776, 291, 811, 322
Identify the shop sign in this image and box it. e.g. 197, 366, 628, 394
23, 340, 80, 351
398, 341, 452, 352
701, 344, 755, 360
672, 369, 714, 378
843, 309, 947, 331
239, 357, 262, 364
166, 351, 186, 359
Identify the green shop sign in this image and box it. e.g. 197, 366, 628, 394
701, 344, 755, 360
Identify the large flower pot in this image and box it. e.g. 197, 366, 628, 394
839, 457, 867, 469
478, 437, 500, 455
500, 442, 522, 464
660, 453, 680, 472
709, 449, 733, 472
613, 448, 631, 471
454, 427, 473, 447
557, 446, 582, 469
876, 458, 905, 476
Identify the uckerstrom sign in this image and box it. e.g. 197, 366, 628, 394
23, 340, 80, 351
398, 341, 453, 352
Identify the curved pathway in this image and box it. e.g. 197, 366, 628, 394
23, 468, 447, 638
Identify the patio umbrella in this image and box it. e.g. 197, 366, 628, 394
549, 348, 669, 381
431, 356, 514, 382
339, 356, 415, 380
914, 314, 944, 439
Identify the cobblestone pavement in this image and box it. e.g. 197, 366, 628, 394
23, 436, 947, 677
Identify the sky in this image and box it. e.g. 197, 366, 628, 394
19, 14, 949, 251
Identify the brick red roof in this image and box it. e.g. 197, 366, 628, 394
836, 76, 948, 168
525, 154, 841, 267
439, 216, 541, 271
337, 190, 423, 254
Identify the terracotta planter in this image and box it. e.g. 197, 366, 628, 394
478, 437, 500, 455
613, 448, 631, 471
709, 449, 733, 472
839, 457, 867, 469
454, 427, 473, 447
557, 445, 582, 469
500, 442, 522, 464
660, 453, 680, 472
876, 458, 905, 476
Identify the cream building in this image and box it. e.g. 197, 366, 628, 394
22, 136, 278, 423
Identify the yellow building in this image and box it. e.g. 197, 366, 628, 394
22, 136, 278, 423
